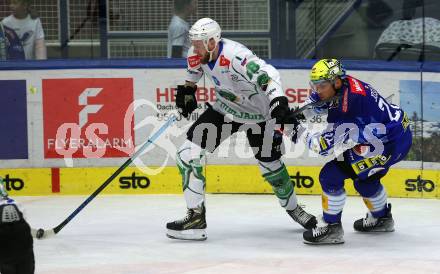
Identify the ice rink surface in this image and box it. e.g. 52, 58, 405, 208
18, 194, 440, 274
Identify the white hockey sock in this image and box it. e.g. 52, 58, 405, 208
177, 140, 206, 209
362, 186, 387, 218
184, 175, 205, 209
322, 189, 346, 223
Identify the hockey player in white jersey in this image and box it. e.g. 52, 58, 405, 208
166, 18, 317, 241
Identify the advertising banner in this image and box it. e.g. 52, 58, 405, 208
0, 68, 432, 169
0, 168, 52, 196
0, 65, 437, 199
0, 80, 28, 159
400, 79, 440, 162
1, 166, 436, 198
42, 78, 135, 159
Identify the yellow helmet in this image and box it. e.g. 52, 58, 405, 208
310, 59, 345, 83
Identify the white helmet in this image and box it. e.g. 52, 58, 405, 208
189, 18, 221, 52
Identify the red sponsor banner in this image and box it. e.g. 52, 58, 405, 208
285, 88, 313, 104
156, 86, 217, 103
155, 86, 313, 104
43, 78, 135, 158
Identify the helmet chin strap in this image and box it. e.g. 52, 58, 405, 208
208, 50, 215, 62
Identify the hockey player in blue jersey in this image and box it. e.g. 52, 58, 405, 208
292, 59, 412, 245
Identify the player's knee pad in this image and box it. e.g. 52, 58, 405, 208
357, 183, 387, 217
259, 161, 293, 205
319, 160, 347, 193
176, 140, 205, 190
322, 189, 346, 223
353, 178, 382, 197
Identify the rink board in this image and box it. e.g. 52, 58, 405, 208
1, 166, 438, 198
0, 61, 439, 170
0, 60, 439, 200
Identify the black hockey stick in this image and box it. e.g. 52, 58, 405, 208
34, 115, 177, 239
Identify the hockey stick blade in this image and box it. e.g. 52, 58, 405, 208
34, 114, 177, 239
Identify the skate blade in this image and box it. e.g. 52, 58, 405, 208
355, 222, 395, 233
166, 229, 207, 241
356, 227, 395, 233
303, 237, 345, 245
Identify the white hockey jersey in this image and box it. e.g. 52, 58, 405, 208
185, 38, 285, 123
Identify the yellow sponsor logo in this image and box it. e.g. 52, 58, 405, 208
319, 136, 328, 150
351, 155, 391, 175
0, 168, 52, 196
59, 167, 182, 195
0, 166, 438, 199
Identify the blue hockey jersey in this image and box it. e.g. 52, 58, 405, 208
304, 75, 410, 156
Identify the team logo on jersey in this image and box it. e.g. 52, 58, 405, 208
348, 77, 366, 96
351, 154, 391, 175
188, 55, 201, 68
219, 55, 230, 67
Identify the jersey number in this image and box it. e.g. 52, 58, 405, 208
378, 98, 401, 122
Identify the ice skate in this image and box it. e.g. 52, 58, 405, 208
303, 216, 344, 245
166, 203, 207, 241
354, 203, 394, 232
287, 205, 317, 229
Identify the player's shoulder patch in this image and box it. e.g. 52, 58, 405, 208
187, 55, 201, 69
347, 76, 366, 96
219, 55, 230, 67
